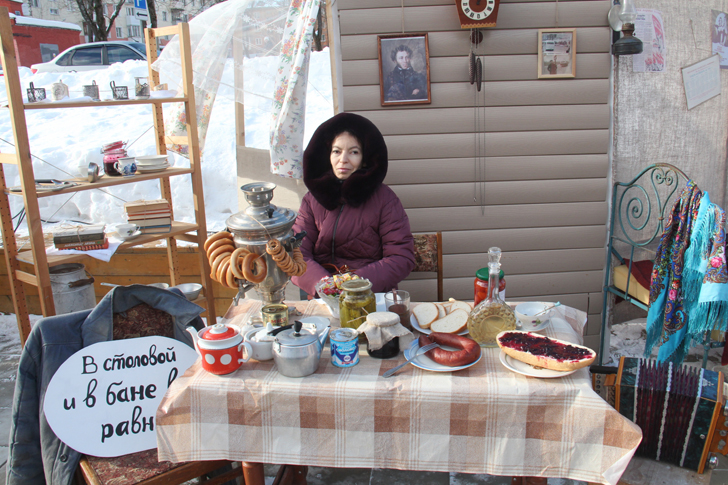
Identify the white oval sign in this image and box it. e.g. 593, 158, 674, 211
44, 336, 197, 457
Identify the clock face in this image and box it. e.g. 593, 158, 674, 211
461, 0, 496, 20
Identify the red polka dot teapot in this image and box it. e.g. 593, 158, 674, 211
187, 323, 253, 375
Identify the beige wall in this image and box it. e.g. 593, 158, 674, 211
334, 0, 612, 350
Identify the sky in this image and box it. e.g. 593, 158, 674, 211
0, 48, 333, 237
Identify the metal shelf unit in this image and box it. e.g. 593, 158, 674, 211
0, 10, 216, 344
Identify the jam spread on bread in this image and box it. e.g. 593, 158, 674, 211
498, 331, 593, 362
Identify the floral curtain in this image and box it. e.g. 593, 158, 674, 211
269, 0, 322, 179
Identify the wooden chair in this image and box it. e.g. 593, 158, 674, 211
412, 232, 444, 302
75, 303, 243, 485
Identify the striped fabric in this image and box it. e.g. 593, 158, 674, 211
156, 301, 641, 485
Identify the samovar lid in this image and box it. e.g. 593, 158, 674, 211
225, 182, 297, 233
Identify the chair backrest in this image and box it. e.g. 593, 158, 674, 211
113, 303, 174, 340
412, 232, 443, 301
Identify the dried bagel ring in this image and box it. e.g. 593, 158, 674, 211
204, 230, 232, 252
208, 244, 235, 263
266, 239, 283, 254
230, 248, 249, 280
279, 256, 295, 274
242, 253, 267, 284
292, 248, 304, 262
210, 251, 232, 281
225, 262, 237, 289
217, 257, 232, 286
271, 250, 288, 262
206, 238, 234, 257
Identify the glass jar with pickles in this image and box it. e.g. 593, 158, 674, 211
467, 260, 516, 347
339, 278, 376, 335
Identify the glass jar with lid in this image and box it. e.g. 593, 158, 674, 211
339, 278, 376, 335
474, 267, 506, 305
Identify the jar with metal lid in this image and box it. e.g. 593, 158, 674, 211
338, 278, 376, 335
474, 268, 506, 305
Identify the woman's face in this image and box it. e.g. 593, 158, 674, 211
330, 132, 363, 180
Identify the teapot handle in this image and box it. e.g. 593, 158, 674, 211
268, 324, 292, 336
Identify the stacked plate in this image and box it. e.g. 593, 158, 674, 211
135, 155, 169, 174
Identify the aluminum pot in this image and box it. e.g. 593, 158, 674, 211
271, 321, 330, 377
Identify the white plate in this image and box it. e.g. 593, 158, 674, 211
519, 318, 551, 333
137, 165, 170, 174
113, 230, 141, 241
498, 351, 577, 379
297, 316, 330, 336
403, 339, 481, 372
410, 313, 468, 336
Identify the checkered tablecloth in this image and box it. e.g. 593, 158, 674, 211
156, 300, 642, 485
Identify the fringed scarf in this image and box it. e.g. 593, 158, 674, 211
645, 181, 728, 364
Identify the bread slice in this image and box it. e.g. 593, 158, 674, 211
496, 331, 596, 371
412, 302, 439, 329
435, 303, 447, 319
430, 309, 469, 334
448, 300, 472, 314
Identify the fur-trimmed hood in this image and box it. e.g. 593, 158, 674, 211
303, 113, 388, 210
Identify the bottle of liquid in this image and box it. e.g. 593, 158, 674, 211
467, 258, 516, 347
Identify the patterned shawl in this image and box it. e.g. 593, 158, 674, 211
645, 181, 728, 364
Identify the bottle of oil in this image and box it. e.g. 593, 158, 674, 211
467, 256, 516, 347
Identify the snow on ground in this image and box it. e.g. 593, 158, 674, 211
0, 49, 333, 236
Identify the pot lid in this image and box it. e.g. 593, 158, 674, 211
201, 323, 238, 341
226, 182, 297, 233
340, 278, 372, 292
274, 321, 318, 346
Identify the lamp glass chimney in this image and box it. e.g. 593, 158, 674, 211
619, 0, 637, 25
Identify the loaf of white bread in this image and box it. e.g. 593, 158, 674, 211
412, 299, 472, 334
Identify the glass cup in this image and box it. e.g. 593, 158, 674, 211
384, 290, 411, 330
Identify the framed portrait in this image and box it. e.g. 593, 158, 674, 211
537, 28, 576, 79
378, 33, 431, 106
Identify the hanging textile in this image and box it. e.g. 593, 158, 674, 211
269, 0, 322, 179
152, 0, 288, 157
645, 181, 728, 364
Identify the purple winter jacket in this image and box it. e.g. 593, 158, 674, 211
291, 113, 415, 296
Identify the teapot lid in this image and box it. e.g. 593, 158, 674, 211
274, 321, 318, 346
226, 182, 297, 234
201, 323, 238, 341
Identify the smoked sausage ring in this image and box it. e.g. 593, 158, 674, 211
242, 253, 267, 284
418, 333, 481, 367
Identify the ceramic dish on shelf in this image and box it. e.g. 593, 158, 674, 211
498, 351, 577, 379
113, 229, 141, 241
410, 313, 468, 336
135, 155, 168, 165
136, 163, 170, 174
403, 339, 481, 372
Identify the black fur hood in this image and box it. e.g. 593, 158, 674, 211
302, 113, 388, 211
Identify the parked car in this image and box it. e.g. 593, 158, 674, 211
31, 41, 147, 73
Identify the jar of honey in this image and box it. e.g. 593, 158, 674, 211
474, 267, 506, 305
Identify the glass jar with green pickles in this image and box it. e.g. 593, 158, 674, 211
339, 278, 376, 335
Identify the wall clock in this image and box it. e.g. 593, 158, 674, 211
455, 0, 501, 29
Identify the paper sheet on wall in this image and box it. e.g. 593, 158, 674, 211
682, 55, 721, 110
711, 10, 728, 68
632, 9, 666, 72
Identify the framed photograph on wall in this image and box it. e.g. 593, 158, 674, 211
378, 33, 431, 106
537, 28, 576, 79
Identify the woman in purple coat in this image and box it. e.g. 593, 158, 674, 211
291, 113, 415, 296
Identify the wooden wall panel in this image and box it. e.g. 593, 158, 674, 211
343, 53, 611, 86
339, 3, 610, 35
386, 154, 608, 184
344, 80, 610, 110
391, 178, 607, 208
384, 130, 609, 159
353, 105, 609, 134
335, 0, 612, 326
341, 28, 611, 60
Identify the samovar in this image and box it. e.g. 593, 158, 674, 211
226, 182, 304, 304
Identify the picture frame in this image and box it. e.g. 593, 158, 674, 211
378, 33, 431, 106
537, 28, 576, 79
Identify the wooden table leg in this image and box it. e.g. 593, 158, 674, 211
273, 465, 308, 485
242, 462, 265, 485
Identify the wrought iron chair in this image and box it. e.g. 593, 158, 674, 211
76, 302, 242, 485
412, 232, 444, 302
599, 163, 724, 367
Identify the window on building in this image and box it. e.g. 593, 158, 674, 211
39, 43, 59, 62
49, 8, 58, 14
30, 0, 38, 7
127, 25, 141, 37
182, 14, 188, 22
14, 10, 20, 15
116, 27, 122, 38
162, 11, 166, 21
126, 7, 134, 15
191, 0, 194, 5
255, 37, 261, 45
200, 0, 205, 6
